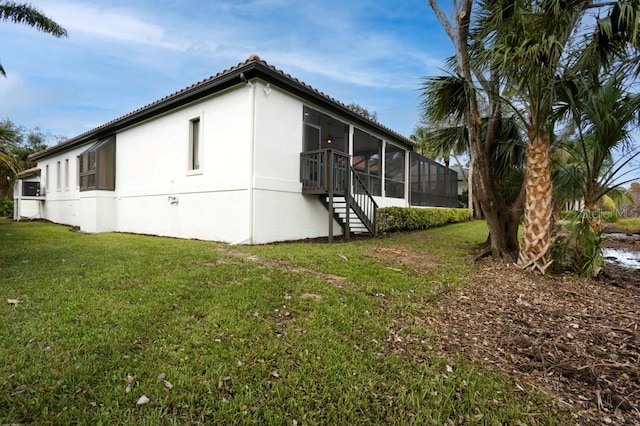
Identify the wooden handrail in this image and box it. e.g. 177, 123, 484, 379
301, 149, 377, 237
349, 166, 378, 236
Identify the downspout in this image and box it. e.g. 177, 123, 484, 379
230, 73, 256, 245
249, 77, 257, 244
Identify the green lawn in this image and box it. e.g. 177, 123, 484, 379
605, 217, 640, 233
0, 219, 564, 425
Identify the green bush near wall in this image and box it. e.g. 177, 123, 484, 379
0, 197, 13, 217
377, 206, 471, 233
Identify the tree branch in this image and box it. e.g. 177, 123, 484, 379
473, 69, 492, 94
586, 1, 618, 9
429, 0, 455, 41
549, 122, 576, 155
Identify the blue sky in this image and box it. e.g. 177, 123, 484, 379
0, 0, 454, 142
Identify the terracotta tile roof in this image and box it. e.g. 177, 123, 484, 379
18, 166, 40, 178
30, 56, 414, 161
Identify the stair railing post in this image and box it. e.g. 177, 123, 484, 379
345, 156, 351, 241
327, 149, 334, 243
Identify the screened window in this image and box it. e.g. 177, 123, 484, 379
302, 106, 348, 153
385, 143, 405, 198
78, 136, 116, 191
189, 117, 201, 171
352, 128, 382, 196
409, 151, 458, 207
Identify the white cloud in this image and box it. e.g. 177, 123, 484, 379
25, 0, 442, 91
30, 1, 189, 50
4, 0, 447, 137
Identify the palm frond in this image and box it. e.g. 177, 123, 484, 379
421, 125, 468, 159
0, 1, 67, 37
421, 74, 473, 124
0, 123, 20, 193
553, 70, 640, 209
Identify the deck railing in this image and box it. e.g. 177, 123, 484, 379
301, 149, 378, 239
350, 169, 377, 234
300, 149, 349, 195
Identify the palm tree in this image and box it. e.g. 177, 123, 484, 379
0, 126, 20, 196
0, 2, 66, 193
553, 74, 640, 275
419, 3, 528, 259
474, 0, 640, 274
418, 74, 526, 221
0, 1, 67, 76
419, 75, 470, 170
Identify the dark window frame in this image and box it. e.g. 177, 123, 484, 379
187, 112, 205, 176
78, 136, 116, 192
302, 106, 349, 153
384, 142, 405, 199
188, 117, 201, 172
353, 128, 382, 196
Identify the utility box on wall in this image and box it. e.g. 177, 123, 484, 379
22, 181, 41, 197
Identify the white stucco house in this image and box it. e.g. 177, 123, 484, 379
14, 56, 457, 244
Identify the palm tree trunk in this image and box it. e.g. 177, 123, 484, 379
518, 133, 553, 273
467, 150, 474, 217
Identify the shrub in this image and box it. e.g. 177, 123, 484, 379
377, 207, 470, 233
570, 211, 605, 277
560, 210, 579, 221
602, 210, 618, 223
599, 194, 616, 212
560, 209, 617, 223
0, 197, 13, 217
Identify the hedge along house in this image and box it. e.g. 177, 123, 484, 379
15, 56, 457, 244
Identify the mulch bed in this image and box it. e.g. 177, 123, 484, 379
423, 257, 639, 425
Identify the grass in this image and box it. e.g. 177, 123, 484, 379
605, 217, 640, 233
0, 219, 565, 425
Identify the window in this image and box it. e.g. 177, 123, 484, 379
352, 128, 382, 196
409, 151, 458, 207
188, 117, 201, 171
45, 165, 49, 192
384, 143, 405, 198
78, 136, 116, 191
302, 106, 348, 153
64, 159, 69, 190
56, 161, 61, 191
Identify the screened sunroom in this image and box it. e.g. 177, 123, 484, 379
301, 105, 456, 206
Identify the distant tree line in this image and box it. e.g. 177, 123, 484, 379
0, 119, 64, 215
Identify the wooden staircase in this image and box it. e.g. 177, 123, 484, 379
324, 197, 371, 235
300, 149, 378, 242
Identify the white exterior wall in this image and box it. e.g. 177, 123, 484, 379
30, 86, 253, 243
13, 178, 42, 220
14, 197, 42, 220
36, 147, 83, 225
26, 145, 115, 231
114, 86, 252, 242
250, 81, 414, 243
251, 81, 344, 244
28, 79, 418, 244
374, 196, 408, 208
